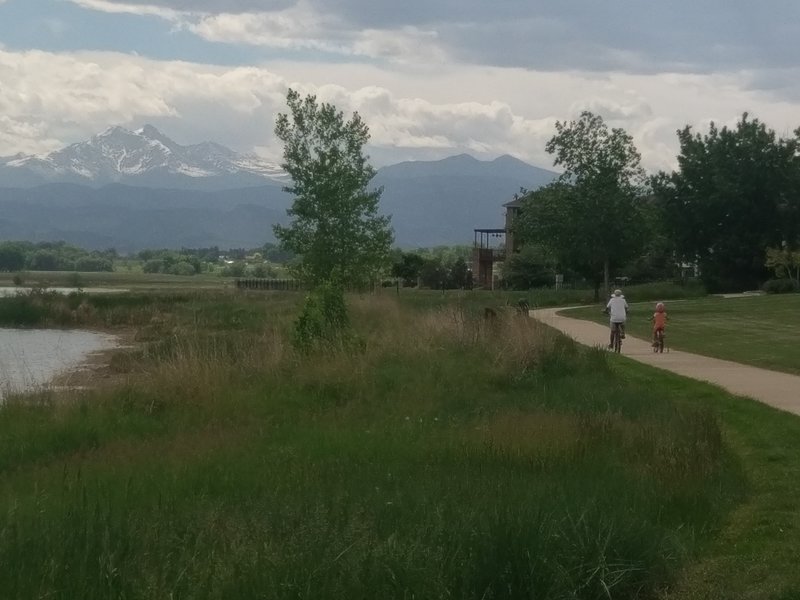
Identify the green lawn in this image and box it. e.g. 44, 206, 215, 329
620, 360, 800, 600
566, 293, 800, 375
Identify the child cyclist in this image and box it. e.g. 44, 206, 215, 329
651, 302, 667, 347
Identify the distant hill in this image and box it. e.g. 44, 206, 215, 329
0, 184, 290, 253
375, 154, 557, 246
0, 126, 559, 250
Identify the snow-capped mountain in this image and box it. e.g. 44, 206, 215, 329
0, 125, 286, 190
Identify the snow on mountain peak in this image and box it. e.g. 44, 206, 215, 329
3, 125, 285, 186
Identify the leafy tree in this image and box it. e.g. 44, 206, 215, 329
75, 257, 113, 272
28, 250, 62, 271
0, 243, 25, 272
655, 114, 800, 291
391, 251, 425, 286
273, 89, 393, 287
170, 261, 197, 276
765, 246, 800, 284
502, 245, 556, 290
221, 262, 246, 278
248, 263, 277, 278
448, 257, 469, 289
261, 243, 294, 264
517, 112, 646, 299
419, 257, 449, 289
143, 259, 166, 274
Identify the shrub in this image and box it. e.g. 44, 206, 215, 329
143, 259, 166, 274
74, 257, 113, 272
170, 261, 197, 276
293, 281, 353, 352
762, 278, 798, 294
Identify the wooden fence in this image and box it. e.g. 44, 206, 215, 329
235, 278, 302, 291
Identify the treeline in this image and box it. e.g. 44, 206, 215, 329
390, 246, 472, 289
511, 112, 800, 294
0, 241, 115, 272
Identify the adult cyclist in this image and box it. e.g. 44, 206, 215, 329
605, 289, 629, 349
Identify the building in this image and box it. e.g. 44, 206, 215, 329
471, 197, 523, 289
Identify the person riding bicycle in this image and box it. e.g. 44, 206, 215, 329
604, 289, 629, 348
650, 302, 667, 347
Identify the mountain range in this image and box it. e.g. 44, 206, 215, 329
0, 126, 557, 251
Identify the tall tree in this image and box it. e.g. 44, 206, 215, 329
655, 114, 800, 291
273, 89, 393, 287
518, 112, 646, 298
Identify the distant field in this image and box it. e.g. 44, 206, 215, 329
566, 293, 800, 375
0, 270, 232, 290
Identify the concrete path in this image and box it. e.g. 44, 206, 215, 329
532, 307, 800, 417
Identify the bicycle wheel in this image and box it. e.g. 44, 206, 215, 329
613, 325, 622, 353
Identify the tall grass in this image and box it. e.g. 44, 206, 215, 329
0, 291, 740, 599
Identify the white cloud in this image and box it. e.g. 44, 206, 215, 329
186, 6, 448, 64
68, 0, 181, 19
1, 48, 800, 174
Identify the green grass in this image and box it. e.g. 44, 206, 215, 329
0, 291, 744, 599
617, 360, 800, 600
387, 280, 705, 317
566, 293, 800, 375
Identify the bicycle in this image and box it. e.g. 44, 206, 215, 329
653, 328, 667, 353
610, 322, 623, 353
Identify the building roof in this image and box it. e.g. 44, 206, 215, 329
503, 197, 524, 208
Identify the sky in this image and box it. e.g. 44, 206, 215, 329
0, 0, 798, 171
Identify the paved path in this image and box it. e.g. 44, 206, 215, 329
532, 307, 800, 417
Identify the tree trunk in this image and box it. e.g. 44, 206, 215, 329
603, 258, 610, 296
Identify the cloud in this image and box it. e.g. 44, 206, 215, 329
68, 0, 181, 19
71, 0, 292, 13
67, 0, 800, 75
186, 5, 449, 64
1, 48, 800, 174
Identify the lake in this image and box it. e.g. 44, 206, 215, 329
0, 328, 117, 399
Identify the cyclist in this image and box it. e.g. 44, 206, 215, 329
604, 289, 629, 349
651, 302, 667, 347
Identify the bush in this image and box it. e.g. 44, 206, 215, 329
762, 278, 799, 294
74, 257, 113, 272
143, 259, 166, 274
293, 281, 354, 352
170, 261, 197, 276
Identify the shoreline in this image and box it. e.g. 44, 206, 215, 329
0, 328, 135, 401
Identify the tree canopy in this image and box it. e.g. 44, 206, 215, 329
515, 112, 646, 297
273, 89, 393, 287
654, 114, 800, 291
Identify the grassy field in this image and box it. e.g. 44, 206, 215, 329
566, 293, 800, 375
0, 288, 751, 599
0, 270, 232, 290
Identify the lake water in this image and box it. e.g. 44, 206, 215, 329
0, 329, 117, 399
